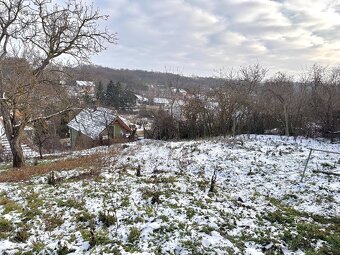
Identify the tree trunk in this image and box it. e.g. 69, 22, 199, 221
9, 133, 25, 168
0, 102, 26, 168
38, 144, 43, 159
283, 104, 290, 136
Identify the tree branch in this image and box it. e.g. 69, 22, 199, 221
28, 106, 82, 124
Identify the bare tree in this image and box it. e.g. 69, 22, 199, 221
213, 64, 267, 136
33, 119, 50, 159
0, 0, 116, 167
264, 72, 294, 136
164, 67, 182, 117
183, 96, 208, 138
240, 63, 267, 92
305, 65, 340, 135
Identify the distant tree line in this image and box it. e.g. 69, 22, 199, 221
96, 80, 136, 111
150, 64, 340, 140
67, 65, 219, 91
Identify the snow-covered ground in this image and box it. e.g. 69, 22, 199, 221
0, 135, 339, 254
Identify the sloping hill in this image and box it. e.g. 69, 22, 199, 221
0, 135, 339, 254
67, 65, 221, 91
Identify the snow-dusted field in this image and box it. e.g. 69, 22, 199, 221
0, 135, 339, 254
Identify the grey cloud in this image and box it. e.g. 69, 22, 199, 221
90, 0, 340, 77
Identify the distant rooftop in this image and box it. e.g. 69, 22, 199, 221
67, 107, 117, 139
76, 81, 95, 87
153, 97, 170, 105
135, 94, 149, 102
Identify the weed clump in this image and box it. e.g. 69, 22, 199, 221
43, 214, 64, 231
128, 227, 140, 243
47, 171, 56, 186
0, 197, 22, 213
12, 228, 30, 242
0, 217, 12, 232
140, 188, 162, 204
76, 211, 93, 223
98, 211, 116, 227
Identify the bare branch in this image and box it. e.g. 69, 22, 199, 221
28, 106, 82, 124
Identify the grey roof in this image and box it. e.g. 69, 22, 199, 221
67, 107, 117, 139
76, 81, 95, 87
153, 97, 170, 104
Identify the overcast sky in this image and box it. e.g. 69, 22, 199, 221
89, 0, 340, 77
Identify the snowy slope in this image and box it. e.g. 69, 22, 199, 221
0, 135, 339, 254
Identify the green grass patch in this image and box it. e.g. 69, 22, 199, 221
43, 214, 64, 231
128, 227, 140, 243
76, 211, 93, 223
22, 207, 42, 222
0, 196, 22, 213
0, 217, 12, 232
12, 228, 30, 242
57, 198, 85, 210
98, 211, 116, 227
266, 198, 340, 254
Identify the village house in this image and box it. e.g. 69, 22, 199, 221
64, 80, 96, 98
67, 107, 132, 148
135, 94, 149, 105
153, 97, 170, 107
75, 80, 96, 97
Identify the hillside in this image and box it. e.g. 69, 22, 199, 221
66, 65, 221, 91
0, 135, 339, 254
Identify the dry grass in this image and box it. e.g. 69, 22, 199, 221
0, 153, 105, 183
66, 169, 102, 182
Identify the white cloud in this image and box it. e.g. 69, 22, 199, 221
90, 0, 340, 77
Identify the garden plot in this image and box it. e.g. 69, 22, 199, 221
0, 135, 339, 254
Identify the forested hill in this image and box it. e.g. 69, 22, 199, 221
67, 65, 221, 91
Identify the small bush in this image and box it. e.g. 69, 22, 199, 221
323, 234, 340, 254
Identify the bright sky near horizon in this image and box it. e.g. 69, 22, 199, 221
88, 0, 340, 77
